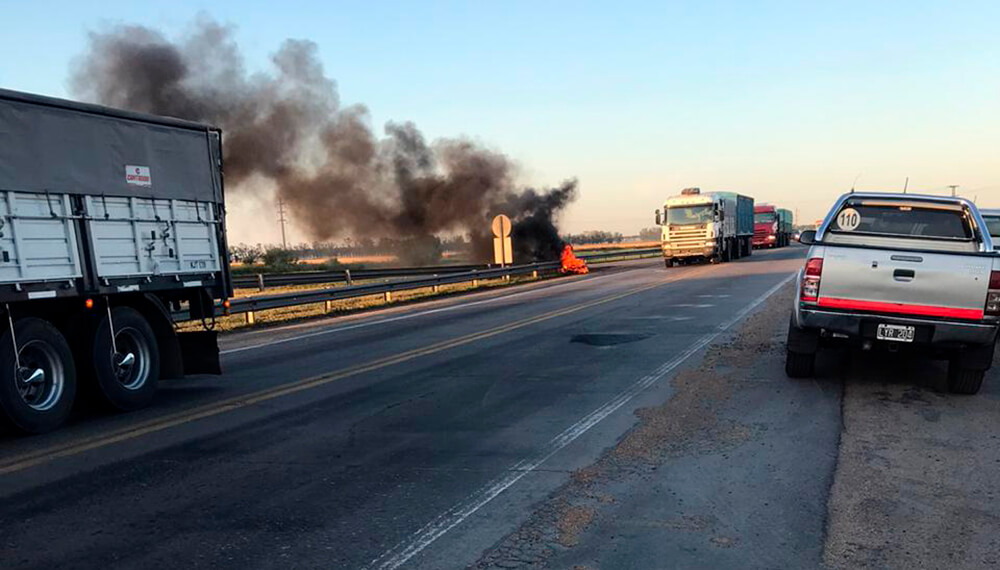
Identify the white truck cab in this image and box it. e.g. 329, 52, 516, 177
656, 188, 753, 267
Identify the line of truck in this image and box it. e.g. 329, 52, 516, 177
654, 188, 795, 267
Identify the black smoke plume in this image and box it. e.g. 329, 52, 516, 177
70, 18, 576, 264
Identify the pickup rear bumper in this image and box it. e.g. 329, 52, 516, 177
797, 307, 999, 347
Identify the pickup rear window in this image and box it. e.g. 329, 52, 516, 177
829, 203, 973, 240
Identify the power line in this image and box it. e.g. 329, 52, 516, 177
277, 198, 288, 248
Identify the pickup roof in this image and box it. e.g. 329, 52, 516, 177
786, 192, 1000, 394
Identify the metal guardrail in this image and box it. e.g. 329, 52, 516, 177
176, 247, 661, 323
232, 248, 660, 290
231, 264, 488, 289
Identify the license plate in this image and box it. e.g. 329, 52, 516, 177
876, 323, 915, 343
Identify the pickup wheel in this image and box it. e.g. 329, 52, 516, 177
0, 318, 77, 434
84, 307, 160, 411
946, 362, 985, 395
785, 349, 815, 378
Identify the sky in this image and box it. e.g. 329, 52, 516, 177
2, 0, 999, 244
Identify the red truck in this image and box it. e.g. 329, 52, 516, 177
753, 204, 793, 248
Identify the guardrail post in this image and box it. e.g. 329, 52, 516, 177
532, 270, 538, 279
257, 274, 265, 291
472, 279, 479, 288
246, 310, 256, 325
325, 300, 333, 313
345, 269, 353, 286
384, 291, 392, 303
432, 275, 440, 293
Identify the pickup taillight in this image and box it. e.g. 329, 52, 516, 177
986, 271, 1000, 316
800, 257, 823, 302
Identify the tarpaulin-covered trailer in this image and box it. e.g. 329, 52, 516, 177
0, 88, 232, 433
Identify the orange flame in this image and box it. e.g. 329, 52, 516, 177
560, 244, 589, 275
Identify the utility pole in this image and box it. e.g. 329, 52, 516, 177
948, 185, 959, 197
277, 198, 288, 249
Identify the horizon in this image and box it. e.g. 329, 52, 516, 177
2, 0, 997, 243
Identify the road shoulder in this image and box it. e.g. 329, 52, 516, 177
472, 282, 844, 569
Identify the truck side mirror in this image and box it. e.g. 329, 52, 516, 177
655, 209, 661, 225
798, 230, 817, 245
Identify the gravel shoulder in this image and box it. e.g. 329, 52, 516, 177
824, 350, 1000, 569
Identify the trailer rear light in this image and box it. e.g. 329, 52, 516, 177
986, 271, 1000, 316
801, 257, 823, 302
84, 298, 94, 309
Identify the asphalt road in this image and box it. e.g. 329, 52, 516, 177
9, 245, 997, 570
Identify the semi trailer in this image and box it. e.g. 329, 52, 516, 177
753, 204, 794, 248
655, 188, 754, 267
0, 88, 231, 433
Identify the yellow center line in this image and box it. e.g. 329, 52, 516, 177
0, 265, 712, 476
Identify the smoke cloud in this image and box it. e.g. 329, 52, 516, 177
70, 18, 577, 263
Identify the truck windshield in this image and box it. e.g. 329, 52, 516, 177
667, 205, 713, 224
754, 212, 775, 223
830, 203, 973, 240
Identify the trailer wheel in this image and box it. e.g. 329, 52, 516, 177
87, 307, 160, 411
0, 318, 77, 434
664, 258, 674, 268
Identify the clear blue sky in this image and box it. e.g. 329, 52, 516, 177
2, 0, 999, 242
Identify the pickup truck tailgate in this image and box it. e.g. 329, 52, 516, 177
818, 248, 992, 320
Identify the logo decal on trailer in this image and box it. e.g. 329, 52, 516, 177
125, 165, 152, 187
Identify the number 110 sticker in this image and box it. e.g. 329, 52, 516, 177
837, 208, 861, 231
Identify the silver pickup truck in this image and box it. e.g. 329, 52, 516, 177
787, 192, 1000, 394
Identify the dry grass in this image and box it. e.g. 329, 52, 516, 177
573, 241, 658, 251
178, 274, 543, 333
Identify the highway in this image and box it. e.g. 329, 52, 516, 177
4, 246, 1000, 569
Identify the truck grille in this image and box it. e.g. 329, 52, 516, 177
667, 224, 708, 249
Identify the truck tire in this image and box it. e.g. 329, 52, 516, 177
947, 362, 985, 395
664, 258, 674, 268
85, 307, 160, 411
0, 318, 77, 434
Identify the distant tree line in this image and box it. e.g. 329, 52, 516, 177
228, 235, 477, 269
562, 230, 625, 244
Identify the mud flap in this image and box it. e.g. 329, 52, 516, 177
178, 330, 222, 375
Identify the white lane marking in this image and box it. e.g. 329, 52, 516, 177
625, 316, 693, 321
220, 263, 659, 356
668, 303, 714, 308
697, 294, 730, 298
364, 272, 796, 570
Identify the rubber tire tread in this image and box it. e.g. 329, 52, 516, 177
0, 318, 77, 434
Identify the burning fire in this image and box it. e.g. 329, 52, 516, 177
560, 244, 589, 275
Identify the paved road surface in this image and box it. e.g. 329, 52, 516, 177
0, 249, 802, 569
6, 246, 998, 569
